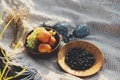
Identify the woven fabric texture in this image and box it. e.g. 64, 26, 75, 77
0, 0, 120, 80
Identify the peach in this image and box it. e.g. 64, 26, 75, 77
37, 30, 51, 43
38, 44, 51, 53
48, 36, 56, 46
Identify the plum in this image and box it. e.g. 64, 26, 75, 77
73, 24, 90, 38
53, 22, 69, 36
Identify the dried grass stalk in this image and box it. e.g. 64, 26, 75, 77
4, 6, 29, 48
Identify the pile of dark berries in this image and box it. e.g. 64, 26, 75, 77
65, 48, 95, 70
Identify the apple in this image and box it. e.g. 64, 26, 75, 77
38, 44, 52, 53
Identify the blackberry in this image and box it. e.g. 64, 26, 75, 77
65, 48, 95, 70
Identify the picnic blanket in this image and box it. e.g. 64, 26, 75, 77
0, 0, 120, 80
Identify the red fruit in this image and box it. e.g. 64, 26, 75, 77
48, 36, 56, 46
37, 30, 51, 43
38, 44, 52, 53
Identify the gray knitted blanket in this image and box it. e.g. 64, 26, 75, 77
0, 0, 120, 80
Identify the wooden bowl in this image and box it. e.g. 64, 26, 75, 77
24, 27, 61, 58
58, 40, 104, 77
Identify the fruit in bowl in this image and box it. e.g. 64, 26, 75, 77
38, 44, 52, 53
24, 27, 61, 58
37, 29, 52, 43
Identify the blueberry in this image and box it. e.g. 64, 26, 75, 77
53, 22, 70, 36
73, 24, 90, 38
65, 48, 95, 70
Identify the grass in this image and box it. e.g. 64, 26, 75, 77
0, 48, 27, 80
0, 15, 17, 39
0, 13, 27, 79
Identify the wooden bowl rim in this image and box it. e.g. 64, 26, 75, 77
58, 40, 104, 77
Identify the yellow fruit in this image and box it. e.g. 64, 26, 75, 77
49, 30, 56, 36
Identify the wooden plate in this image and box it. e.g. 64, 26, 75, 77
58, 40, 104, 77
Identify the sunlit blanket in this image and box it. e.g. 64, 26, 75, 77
0, 0, 120, 80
